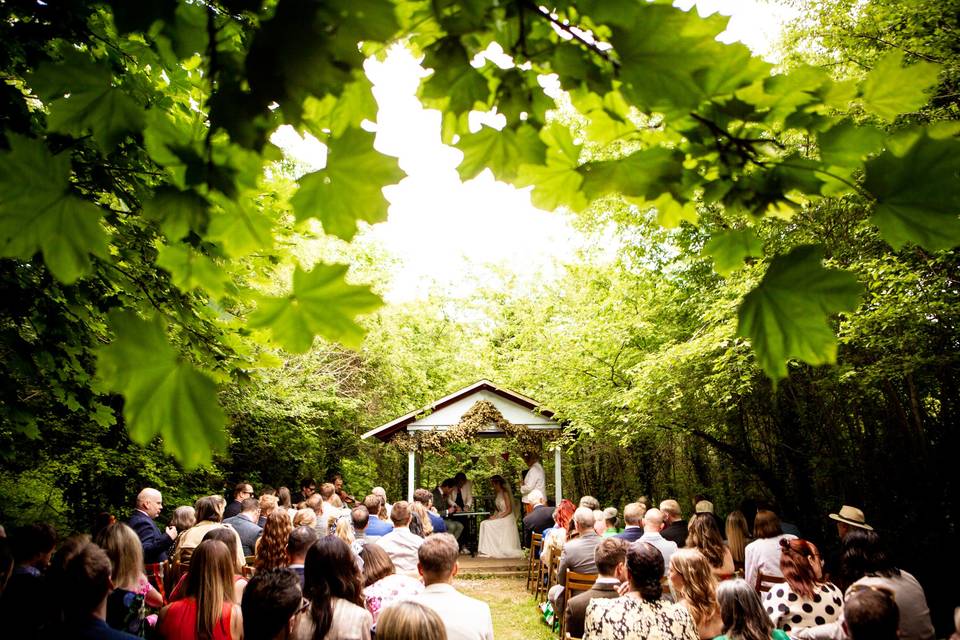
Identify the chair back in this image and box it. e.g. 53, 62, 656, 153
756, 571, 786, 593
526, 533, 543, 593
560, 571, 597, 638
145, 561, 167, 603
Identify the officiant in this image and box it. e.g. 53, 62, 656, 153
520, 451, 546, 513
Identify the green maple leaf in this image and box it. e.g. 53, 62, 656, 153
817, 121, 885, 167
142, 187, 210, 240
579, 147, 683, 201
420, 37, 490, 114
249, 263, 383, 352
648, 192, 698, 228
291, 127, 403, 241
0, 134, 108, 283
860, 50, 940, 122
703, 229, 764, 276
157, 244, 227, 297
207, 195, 275, 257
456, 123, 546, 182
864, 133, 960, 251
737, 245, 863, 380
95, 311, 227, 468
30, 52, 144, 150
516, 162, 587, 212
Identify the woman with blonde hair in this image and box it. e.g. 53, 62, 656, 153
258, 494, 278, 528
687, 513, 735, 578
336, 517, 355, 546
94, 522, 164, 635
158, 539, 243, 639
409, 501, 433, 538
670, 548, 724, 639
293, 508, 317, 528
256, 510, 293, 572
725, 511, 752, 573
376, 601, 446, 640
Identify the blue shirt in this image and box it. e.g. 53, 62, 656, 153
427, 511, 447, 533
366, 515, 394, 537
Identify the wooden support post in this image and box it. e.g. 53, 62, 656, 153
554, 446, 562, 504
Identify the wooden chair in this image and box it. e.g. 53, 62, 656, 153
145, 561, 167, 604
526, 534, 543, 593
245, 555, 256, 566
559, 571, 597, 638
544, 551, 561, 599
756, 571, 786, 593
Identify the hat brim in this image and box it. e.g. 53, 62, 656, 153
829, 513, 873, 530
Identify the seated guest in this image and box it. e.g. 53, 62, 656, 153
638, 508, 678, 575
377, 601, 446, 640
293, 507, 317, 529
94, 523, 164, 636
686, 514, 735, 578
580, 496, 600, 511
174, 496, 245, 568
171, 505, 196, 534
566, 537, 629, 639
158, 540, 244, 640
223, 497, 263, 557
715, 578, 789, 640
377, 501, 424, 574
433, 479, 465, 539
416, 533, 494, 640
725, 511, 752, 573
593, 509, 607, 536
660, 499, 689, 547
541, 498, 576, 568
551, 507, 602, 614
241, 568, 304, 640
797, 529, 934, 640
170, 527, 249, 603
256, 510, 294, 572
743, 509, 797, 590
669, 549, 723, 639
843, 585, 899, 640
414, 488, 447, 534
278, 486, 294, 509
359, 543, 424, 623
602, 507, 621, 536
583, 541, 698, 640
224, 482, 255, 519
372, 487, 393, 519
763, 539, 841, 634
452, 474, 474, 511
317, 483, 346, 535
521, 489, 554, 548
0, 523, 57, 638
616, 502, 646, 543
293, 537, 373, 640
363, 494, 394, 538
828, 505, 872, 541
258, 495, 279, 528
129, 488, 177, 563
287, 526, 318, 587
694, 498, 726, 538
292, 477, 316, 505
409, 499, 434, 538
351, 506, 370, 555
0, 538, 12, 596
48, 539, 139, 639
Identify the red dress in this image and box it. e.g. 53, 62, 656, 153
159, 597, 234, 640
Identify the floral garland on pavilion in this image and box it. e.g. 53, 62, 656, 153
391, 400, 551, 454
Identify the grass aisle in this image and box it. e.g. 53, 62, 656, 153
457, 576, 555, 640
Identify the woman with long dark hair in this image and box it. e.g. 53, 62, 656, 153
715, 579, 789, 640
762, 539, 841, 633
686, 514, 735, 579
293, 537, 372, 640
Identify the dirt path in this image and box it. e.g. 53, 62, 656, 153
457, 576, 554, 640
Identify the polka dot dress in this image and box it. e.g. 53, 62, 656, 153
763, 581, 843, 633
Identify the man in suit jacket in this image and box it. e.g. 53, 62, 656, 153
223, 497, 263, 556
616, 502, 645, 543
415, 533, 494, 640
565, 537, 629, 639
363, 494, 394, 537
659, 499, 688, 547
128, 488, 177, 564
223, 482, 254, 520
522, 489, 554, 548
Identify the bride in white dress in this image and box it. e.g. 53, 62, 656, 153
478, 474, 523, 558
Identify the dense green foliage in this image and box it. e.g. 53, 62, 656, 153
0, 0, 958, 628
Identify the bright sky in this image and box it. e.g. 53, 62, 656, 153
274, 1, 798, 302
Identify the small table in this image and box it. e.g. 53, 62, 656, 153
449, 511, 490, 556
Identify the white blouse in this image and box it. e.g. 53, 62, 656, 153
744, 534, 797, 589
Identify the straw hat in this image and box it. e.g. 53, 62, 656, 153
829, 505, 873, 530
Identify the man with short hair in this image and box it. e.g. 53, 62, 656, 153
616, 502, 646, 543
521, 489, 554, 548
520, 451, 546, 513
376, 501, 424, 573
51, 540, 141, 639
843, 586, 900, 640
638, 508, 678, 575
350, 505, 371, 555
565, 537, 628, 639
432, 479, 464, 540
829, 505, 873, 539
223, 497, 263, 556
363, 494, 394, 537
241, 568, 304, 640
413, 488, 448, 533
292, 477, 316, 505
557, 507, 602, 588
659, 499, 688, 547
223, 482, 254, 519
129, 488, 177, 563
0, 523, 57, 637
415, 533, 494, 640
286, 526, 318, 587
453, 473, 474, 510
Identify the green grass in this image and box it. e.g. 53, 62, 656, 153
457, 576, 555, 640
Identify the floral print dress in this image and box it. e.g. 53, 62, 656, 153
583, 595, 699, 640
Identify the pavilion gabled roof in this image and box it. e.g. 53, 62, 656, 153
361, 379, 560, 443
